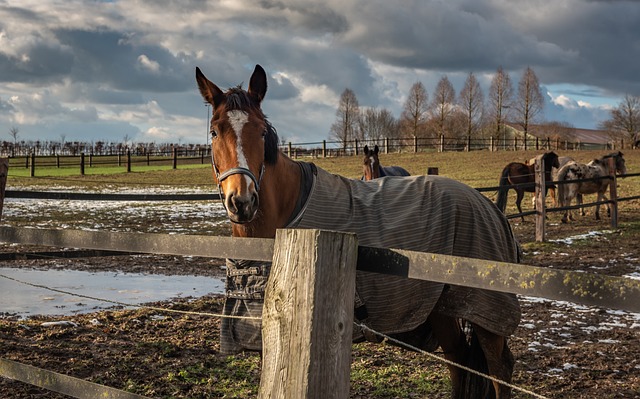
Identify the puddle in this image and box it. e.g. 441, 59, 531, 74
0, 267, 224, 318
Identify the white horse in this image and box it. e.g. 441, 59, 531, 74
556, 152, 626, 223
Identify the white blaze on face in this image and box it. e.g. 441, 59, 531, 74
227, 110, 252, 189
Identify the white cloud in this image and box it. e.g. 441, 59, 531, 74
137, 54, 161, 74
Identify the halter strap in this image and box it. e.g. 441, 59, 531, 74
218, 166, 264, 192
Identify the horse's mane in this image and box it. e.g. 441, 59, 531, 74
224, 87, 279, 165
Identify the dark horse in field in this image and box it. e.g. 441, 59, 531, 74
495, 151, 560, 221
196, 64, 521, 398
362, 144, 410, 180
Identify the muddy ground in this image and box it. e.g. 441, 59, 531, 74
1, 207, 639, 398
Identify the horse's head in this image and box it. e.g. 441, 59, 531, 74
362, 144, 380, 180
613, 151, 627, 175
195, 65, 279, 224
543, 151, 560, 169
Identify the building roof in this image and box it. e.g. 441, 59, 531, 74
505, 122, 611, 145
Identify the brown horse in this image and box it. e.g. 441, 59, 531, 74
196, 64, 521, 398
495, 151, 560, 221
556, 152, 627, 223
362, 144, 410, 180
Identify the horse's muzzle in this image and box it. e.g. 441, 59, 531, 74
225, 191, 259, 224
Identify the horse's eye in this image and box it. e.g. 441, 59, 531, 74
210, 128, 218, 138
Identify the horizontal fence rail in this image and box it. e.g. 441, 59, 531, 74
5, 190, 221, 201
0, 358, 150, 399
1, 226, 638, 313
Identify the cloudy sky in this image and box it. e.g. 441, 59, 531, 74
1, 0, 638, 147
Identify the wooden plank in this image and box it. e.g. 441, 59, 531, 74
259, 229, 357, 399
1, 226, 638, 312
0, 358, 150, 399
357, 246, 640, 312
0, 226, 273, 262
4, 190, 221, 201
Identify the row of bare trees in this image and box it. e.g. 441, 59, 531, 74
329, 66, 640, 149
1, 131, 209, 157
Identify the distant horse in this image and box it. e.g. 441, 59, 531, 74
526, 155, 576, 207
496, 151, 560, 221
196, 64, 521, 398
556, 152, 627, 223
362, 144, 410, 180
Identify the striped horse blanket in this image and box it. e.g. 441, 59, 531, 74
221, 163, 521, 354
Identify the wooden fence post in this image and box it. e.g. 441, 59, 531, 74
427, 167, 439, 175
30, 152, 35, 177
414, 136, 418, 153
172, 147, 177, 169
384, 137, 389, 154
0, 158, 7, 222
288, 142, 292, 158
259, 229, 357, 399
127, 150, 131, 173
80, 153, 85, 176
608, 157, 618, 228
535, 157, 546, 242
439, 134, 444, 152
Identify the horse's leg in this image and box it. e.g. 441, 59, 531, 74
428, 313, 468, 398
515, 189, 525, 222
579, 193, 586, 217
473, 324, 514, 399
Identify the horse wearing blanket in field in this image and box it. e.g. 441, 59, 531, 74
196, 64, 522, 399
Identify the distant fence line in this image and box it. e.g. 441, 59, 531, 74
3, 134, 621, 165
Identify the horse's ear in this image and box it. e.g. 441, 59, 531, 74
248, 64, 267, 104
196, 67, 225, 109
374, 145, 379, 155
363, 145, 369, 155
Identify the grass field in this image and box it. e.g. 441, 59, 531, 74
7, 148, 640, 215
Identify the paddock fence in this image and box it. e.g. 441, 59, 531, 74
1, 158, 640, 397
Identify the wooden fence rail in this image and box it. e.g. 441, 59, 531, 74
1, 226, 638, 312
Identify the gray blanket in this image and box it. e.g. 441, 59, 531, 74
221, 164, 521, 354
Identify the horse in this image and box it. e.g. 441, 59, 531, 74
495, 151, 560, 221
196, 64, 521, 398
362, 144, 410, 180
526, 155, 576, 207
556, 152, 626, 224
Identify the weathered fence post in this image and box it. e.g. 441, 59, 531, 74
30, 152, 35, 177
439, 134, 444, 152
80, 153, 85, 176
127, 150, 132, 173
414, 136, 418, 153
490, 136, 494, 152
608, 157, 618, 228
172, 147, 177, 169
288, 142, 292, 158
534, 157, 546, 242
427, 167, 439, 175
384, 137, 389, 154
259, 229, 357, 399
0, 158, 7, 222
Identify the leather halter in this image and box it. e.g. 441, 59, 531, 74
210, 138, 265, 219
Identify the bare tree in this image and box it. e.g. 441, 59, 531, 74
599, 94, 640, 147
9, 126, 19, 145
399, 82, 429, 139
359, 108, 398, 143
429, 76, 456, 138
458, 72, 485, 140
514, 67, 544, 147
487, 66, 514, 142
330, 88, 360, 150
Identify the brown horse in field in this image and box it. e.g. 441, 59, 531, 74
496, 151, 560, 221
196, 64, 521, 398
362, 144, 410, 180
